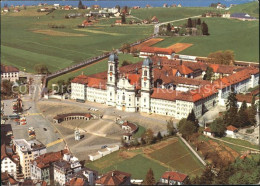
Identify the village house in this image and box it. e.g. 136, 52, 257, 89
1, 144, 19, 179
53, 153, 82, 186
30, 149, 69, 185
160, 171, 188, 185
132, 6, 140, 10
92, 5, 100, 10
222, 12, 231, 18
203, 127, 213, 137
3, 7, 10, 12
70, 54, 259, 120
66, 167, 98, 186
13, 8, 20, 13
178, 4, 182, 7
115, 20, 122, 25
64, 5, 71, 11
96, 170, 131, 185
151, 16, 159, 24
163, 4, 168, 8
225, 125, 238, 138
13, 139, 46, 179
1, 65, 19, 82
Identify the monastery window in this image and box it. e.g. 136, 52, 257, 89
122, 95, 125, 100
110, 65, 113, 71
144, 70, 147, 77
110, 77, 112, 82
144, 82, 147, 87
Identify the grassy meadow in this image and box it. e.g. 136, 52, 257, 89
1, 6, 153, 73
153, 17, 259, 62
86, 138, 204, 180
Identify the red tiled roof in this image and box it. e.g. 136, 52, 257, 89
126, 74, 141, 86
1, 65, 19, 73
161, 171, 188, 182
226, 125, 238, 132
71, 75, 88, 84
96, 170, 131, 185
122, 121, 138, 132
33, 149, 69, 169
151, 88, 180, 101
115, 20, 122, 23
71, 75, 106, 89
177, 65, 193, 75
236, 94, 259, 103
204, 127, 211, 132
151, 16, 159, 22
140, 46, 174, 55
66, 178, 86, 186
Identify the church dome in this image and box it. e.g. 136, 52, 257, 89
108, 53, 118, 62
143, 57, 153, 66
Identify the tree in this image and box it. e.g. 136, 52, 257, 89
121, 13, 126, 24
197, 18, 201, 25
78, 0, 84, 9
202, 21, 209, 35
167, 23, 171, 32
210, 117, 226, 137
208, 50, 234, 65
1, 80, 13, 97
198, 166, 215, 184
203, 67, 214, 80
178, 119, 197, 139
142, 129, 154, 144
224, 89, 238, 127
121, 43, 131, 53
156, 131, 163, 141
144, 168, 156, 185
115, 5, 120, 12
121, 60, 132, 66
187, 109, 199, 131
167, 119, 176, 136
238, 101, 250, 127
187, 18, 192, 28
34, 64, 49, 74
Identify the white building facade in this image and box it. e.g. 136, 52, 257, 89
70, 54, 259, 120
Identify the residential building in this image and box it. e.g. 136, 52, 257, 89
1, 144, 19, 179
30, 149, 69, 185
96, 170, 131, 185
53, 153, 82, 186
203, 127, 213, 136
1, 65, 19, 82
151, 16, 159, 23
160, 171, 188, 185
13, 139, 46, 179
70, 54, 259, 120
66, 167, 98, 186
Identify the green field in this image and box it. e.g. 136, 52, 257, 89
221, 137, 259, 150
149, 139, 204, 176
153, 17, 259, 62
87, 153, 168, 180
86, 138, 204, 180
131, 7, 222, 22
1, 7, 152, 73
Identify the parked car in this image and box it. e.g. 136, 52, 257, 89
101, 145, 107, 149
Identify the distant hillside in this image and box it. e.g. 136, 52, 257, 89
230, 1, 259, 18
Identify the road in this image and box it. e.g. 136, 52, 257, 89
3, 74, 65, 153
